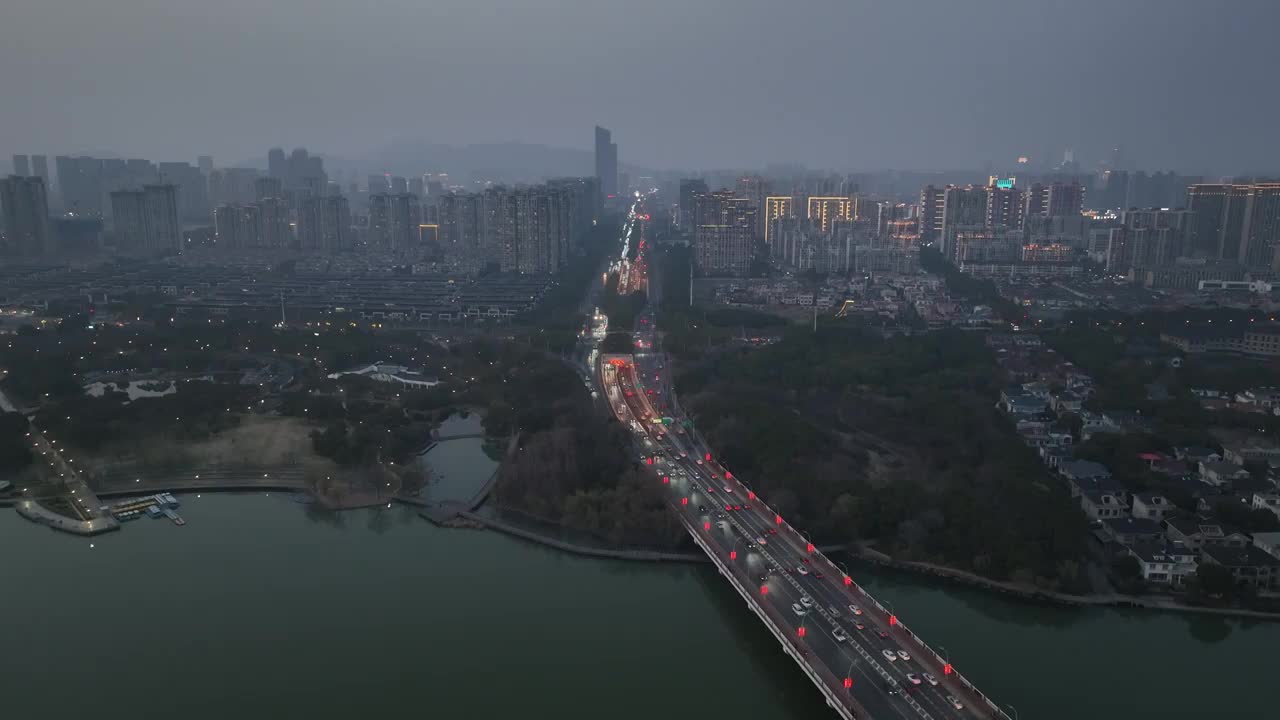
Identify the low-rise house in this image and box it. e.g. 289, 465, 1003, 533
1000, 389, 1046, 416
1021, 381, 1052, 400
1175, 446, 1221, 465
1051, 391, 1083, 414
1222, 441, 1280, 467
1234, 387, 1280, 410
1080, 488, 1130, 521
1128, 543, 1198, 586
1164, 516, 1250, 552
1199, 460, 1251, 490
1200, 545, 1280, 591
1252, 532, 1280, 561
1059, 460, 1113, 494
1039, 446, 1072, 470
1132, 493, 1177, 522
1252, 493, 1280, 521
1102, 516, 1164, 546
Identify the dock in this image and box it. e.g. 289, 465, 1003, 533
106, 493, 185, 526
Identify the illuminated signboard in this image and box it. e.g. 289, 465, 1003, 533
995, 178, 1015, 189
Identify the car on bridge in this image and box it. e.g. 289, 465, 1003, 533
947, 695, 964, 710
923, 673, 938, 686
906, 673, 922, 686
796, 566, 809, 576
799, 595, 814, 609
896, 650, 910, 661
848, 605, 863, 615
791, 603, 807, 616
882, 649, 898, 662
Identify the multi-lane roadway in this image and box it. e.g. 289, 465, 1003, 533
593, 208, 1008, 719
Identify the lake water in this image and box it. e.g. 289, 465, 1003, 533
414, 412, 497, 504
1, 492, 1272, 719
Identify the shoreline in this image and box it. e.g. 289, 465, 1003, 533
13, 469, 1280, 622
846, 546, 1280, 622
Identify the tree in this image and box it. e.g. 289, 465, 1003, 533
1196, 562, 1237, 599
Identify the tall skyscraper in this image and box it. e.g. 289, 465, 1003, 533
255, 176, 284, 201
806, 196, 855, 233
986, 184, 1025, 229
1241, 184, 1280, 268
159, 161, 211, 221
197, 156, 214, 174
763, 196, 794, 246
110, 185, 180, 254
0, 175, 51, 255
918, 185, 946, 244
11, 155, 29, 177
267, 148, 287, 180
1186, 184, 1248, 260
30, 155, 49, 187
1025, 182, 1085, 218
940, 185, 989, 260
594, 126, 618, 201
693, 191, 756, 277
368, 193, 392, 248
298, 195, 350, 252
214, 203, 262, 249
388, 193, 421, 250
679, 178, 709, 233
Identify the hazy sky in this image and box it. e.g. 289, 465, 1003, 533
3, 0, 1277, 174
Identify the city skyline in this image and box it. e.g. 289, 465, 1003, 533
4, 1, 1280, 175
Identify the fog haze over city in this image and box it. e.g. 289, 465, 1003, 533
4, 0, 1279, 174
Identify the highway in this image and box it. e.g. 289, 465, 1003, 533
593, 205, 1009, 720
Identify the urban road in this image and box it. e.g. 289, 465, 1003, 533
594, 202, 1011, 720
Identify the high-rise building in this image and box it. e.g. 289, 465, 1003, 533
763, 196, 794, 247
268, 148, 287, 180
298, 195, 350, 252
986, 184, 1025, 230
1240, 184, 1280, 269
1186, 184, 1248, 260
693, 191, 756, 277
806, 196, 855, 233
737, 175, 767, 239
208, 168, 260, 207
197, 156, 214, 174
409, 177, 425, 198
439, 191, 484, 271
368, 193, 392, 248
679, 178, 709, 233
30, 155, 49, 186
1025, 182, 1085, 219
11, 155, 30, 177
159, 161, 211, 221
214, 204, 262, 249
255, 177, 284, 201
388, 193, 421, 250
594, 126, 618, 201
0, 175, 51, 255
110, 184, 180, 254
918, 185, 946, 244
940, 186, 989, 260
258, 197, 287, 249
368, 175, 390, 195
1186, 183, 1280, 267
482, 186, 518, 271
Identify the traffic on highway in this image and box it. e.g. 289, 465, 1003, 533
592, 203, 1008, 720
